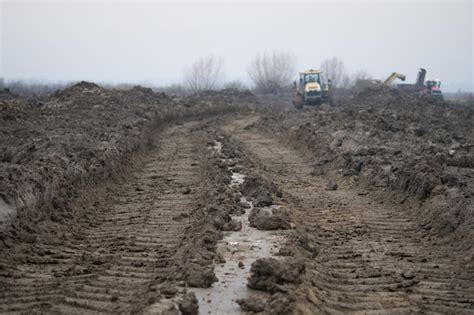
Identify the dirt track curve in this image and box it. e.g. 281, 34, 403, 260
1, 114, 473, 314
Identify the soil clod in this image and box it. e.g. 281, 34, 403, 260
178, 292, 199, 315
248, 207, 291, 230
247, 258, 305, 293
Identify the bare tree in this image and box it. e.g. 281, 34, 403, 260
248, 52, 296, 94
0, 78, 4, 90
320, 56, 348, 88
184, 56, 224, 93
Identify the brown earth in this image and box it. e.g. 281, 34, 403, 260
254, 89, 474, 251
0, 84, 255, 313
221, 109, 473, 314
0, 82, 255, 232
1, 86, 473, 314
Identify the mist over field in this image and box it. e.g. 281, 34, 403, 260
1, 1, 472, 92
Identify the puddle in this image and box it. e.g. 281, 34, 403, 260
192, 142, 285, 314
230, 172, 245, 187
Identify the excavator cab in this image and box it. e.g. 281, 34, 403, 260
426, 80, 441, 90
425, 80, 443, 99
304, 73, 319, 83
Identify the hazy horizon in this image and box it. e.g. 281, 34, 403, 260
1, 1, 473, 92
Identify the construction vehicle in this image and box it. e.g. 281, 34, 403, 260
353, 72, 406, 91
425, 79, 443, 99
397, 68, 443, 100
293, 70, 330, 109
383, 72, 406, 85
360, 68, 443, 100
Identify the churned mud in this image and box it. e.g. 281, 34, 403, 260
0, 121, 209, 313
191, 139, 289, 314
1, 86, 473, 314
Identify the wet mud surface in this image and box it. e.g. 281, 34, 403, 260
190, 138, 289, 314
1, 87, 473, 314
221, 114, 474, 314
0, 122, 208, 313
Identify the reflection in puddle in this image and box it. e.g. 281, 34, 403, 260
230, 172, 245, 188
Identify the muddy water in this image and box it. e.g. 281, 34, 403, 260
192, 142, 285, 314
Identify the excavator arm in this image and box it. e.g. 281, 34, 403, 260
384, 72, 406, 85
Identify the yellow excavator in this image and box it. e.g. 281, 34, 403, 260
292, 70, 330, 109
355, 72, 406, 90
383, 72, 406, 85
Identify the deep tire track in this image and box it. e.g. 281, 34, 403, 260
224, 115, 474, 314
0, 122, 201, 314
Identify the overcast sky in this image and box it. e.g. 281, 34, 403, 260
1, 1, 473, 91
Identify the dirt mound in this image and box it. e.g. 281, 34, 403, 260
47, 81, 115, 108
47, 81, 170, 111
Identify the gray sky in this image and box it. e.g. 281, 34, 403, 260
1, 1, 473, 91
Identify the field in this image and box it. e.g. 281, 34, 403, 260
0, 83, 473, 314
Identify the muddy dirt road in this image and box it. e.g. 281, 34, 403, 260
1, 113, 473, 314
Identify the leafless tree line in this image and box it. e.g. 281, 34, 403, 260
183, 53, 373, 95
2, 54, 375, 98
